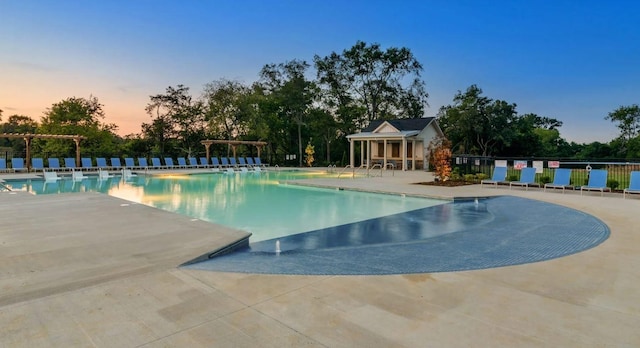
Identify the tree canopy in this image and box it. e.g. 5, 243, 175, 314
314, 41, 428, 131
437, 85, 565, 157
35, 96, 120, 157
2, 41, 639, 164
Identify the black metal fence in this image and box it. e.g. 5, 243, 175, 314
451, 155, 640, 190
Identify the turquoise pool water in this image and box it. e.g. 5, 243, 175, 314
4, 171, 446, 242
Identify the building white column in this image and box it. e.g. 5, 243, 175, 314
402, 137, 407, 171
359, 140, 364, 167
412, 139, 416, 170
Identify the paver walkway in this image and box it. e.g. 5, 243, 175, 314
1, 170, 639, 347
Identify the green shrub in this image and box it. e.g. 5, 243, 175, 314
607, 179, 619, 190
464, 174, 476, 182
540, 176, 552, 184
508, 174, 519, 182
476, 173, 488, 180
450, 173, 462, 181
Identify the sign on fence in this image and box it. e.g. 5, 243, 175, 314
533, 161, 544, 173
548, 161, 560, 168
514, 160, 527, 169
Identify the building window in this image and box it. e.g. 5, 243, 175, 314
392, 143, 400, 157
407, 143, 413, 157
377, 142, 384, 157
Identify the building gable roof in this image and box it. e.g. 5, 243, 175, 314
362, 117, 435, 133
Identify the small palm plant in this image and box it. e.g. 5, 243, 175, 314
305, 141, 315, 167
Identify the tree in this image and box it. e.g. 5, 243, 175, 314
308, 108, 339, 164
606, 104, 640, 156
476, 99, 518, 156
575, 141, 613, 159
438, 85, 517, 156
1, 115, 38, 133
202, 79, 254, 156
143, 85, 206, 157
258, 60, 317, 166
37, 96, 120, 157
314, 41, 428, 131
0, 115, 39, 153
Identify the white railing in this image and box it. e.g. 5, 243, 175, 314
368, 163, 383, 177
337, 165, 353, 178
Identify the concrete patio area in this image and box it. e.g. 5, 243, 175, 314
1, 169, 639, 347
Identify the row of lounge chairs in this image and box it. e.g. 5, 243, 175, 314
481, 167, 640, 198
42, 168, 136, 182
0, 156, 268, 172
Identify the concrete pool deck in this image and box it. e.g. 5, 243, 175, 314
1, 169, 639, 346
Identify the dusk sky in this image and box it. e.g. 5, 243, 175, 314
2, 0, 638, 143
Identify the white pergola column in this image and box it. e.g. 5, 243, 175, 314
383, 139, 388, 169
349, 139, 354, 168
366, 139, 371, 168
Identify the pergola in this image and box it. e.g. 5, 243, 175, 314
0, 133, 87, 170
200, 140, 267, 161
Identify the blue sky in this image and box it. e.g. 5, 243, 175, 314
1, 0, 638, 143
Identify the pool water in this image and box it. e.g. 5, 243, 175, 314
4, 171, 446, 242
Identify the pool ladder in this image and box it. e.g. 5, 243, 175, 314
336, 164, 369, 178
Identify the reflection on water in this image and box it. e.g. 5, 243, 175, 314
6, 171, 446, 242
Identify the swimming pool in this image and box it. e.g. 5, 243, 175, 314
3, 171, 446, 242
3, 171, 610, 275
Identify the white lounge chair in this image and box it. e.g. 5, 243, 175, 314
509, 167, 538, 190
544, 168, 573, 193
98, 169, 114, 180
11, 158, 28, 172
43, 170, 62, 182
624, 171, 640, 199
481, 166, 507, 188
580, 169, 611, 196
72, 169, 88, 181
121, 168, 137, 180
